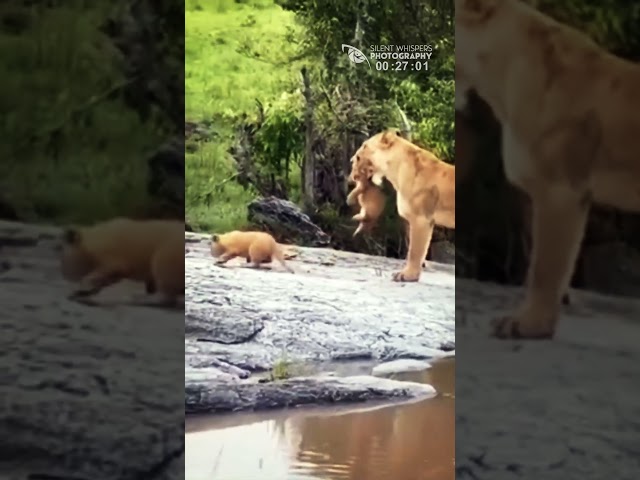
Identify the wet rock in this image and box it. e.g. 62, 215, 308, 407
372, 359, 432, 376
185, 366, 240, 383
186, 358, 250, 380
440, 341, 455, 351
581, 242, 640, 297
185, 375, 436, 414
247, 196, 331, 247
185, 231, 455, 411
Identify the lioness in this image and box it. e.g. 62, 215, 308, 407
350, 129, 455, 281
456, 0, 640, 339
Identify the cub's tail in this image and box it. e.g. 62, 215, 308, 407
273, 245, 295, 273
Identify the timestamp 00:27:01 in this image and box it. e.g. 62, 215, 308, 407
375, 60, 428, 71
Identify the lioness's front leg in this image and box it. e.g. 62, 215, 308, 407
492, 188, 590, 339
393, 216, 434, 282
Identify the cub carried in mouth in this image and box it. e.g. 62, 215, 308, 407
60, 217, 185, 306
210, 230, 294, 273
346, 161, 386, 237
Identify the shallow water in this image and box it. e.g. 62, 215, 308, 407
185, 358, 454, 480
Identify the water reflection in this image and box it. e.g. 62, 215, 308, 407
186, 358, 454, 480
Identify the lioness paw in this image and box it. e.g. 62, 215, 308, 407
392, 268, 421, 282
491, 313, 556, 340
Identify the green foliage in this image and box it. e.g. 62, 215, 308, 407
252, 92, 305, 201
536, 0, 640, 57
0, 3, 164, 224
270, 354, 310, 380
185, 0, 302, 232
271, 358, 293, 380
392, 78, 454, 161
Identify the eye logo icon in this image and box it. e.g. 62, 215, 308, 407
341, 44, 372, 69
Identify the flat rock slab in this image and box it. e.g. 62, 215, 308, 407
185, 232, 455, 378
372, 359, 432, 376
456, 280, 640, 480
185, 375, 436, 414
0, 221, 184, 480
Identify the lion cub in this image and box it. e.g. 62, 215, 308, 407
346, 164, 386, 237
211, 230, 294, 273
60, 217, 184, 306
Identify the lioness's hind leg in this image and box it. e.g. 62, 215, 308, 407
492, 188, 590, 339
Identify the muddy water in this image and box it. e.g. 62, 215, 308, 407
186, 358, 454, 480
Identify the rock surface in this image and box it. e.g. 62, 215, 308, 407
247, 196, 331, 246
456, 280, 640, 480
186, 375, 436, 414
185, 230, 454, 412
0, 221, 184, 480
372, 359, 432, 376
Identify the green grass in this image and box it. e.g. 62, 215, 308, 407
185, 0, 302, 233
0, 4, 163, 225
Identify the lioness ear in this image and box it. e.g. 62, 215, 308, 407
380, 130, 396, 147
63, 227, 80, 245
211, 234, 219, 242
458, 0, 500, 22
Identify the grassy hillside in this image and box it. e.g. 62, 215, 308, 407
185, 0, 302, 232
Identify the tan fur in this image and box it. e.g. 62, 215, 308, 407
346, 160, 387, 237
60, 217, 185, 306
350, 129, 455, 281
456, 0, 640, 339
210, 231, 294, 273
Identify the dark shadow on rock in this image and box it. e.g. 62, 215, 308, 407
186, 308, 265, 344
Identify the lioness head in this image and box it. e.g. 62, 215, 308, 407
350, 129, 404, 187
60, 227, 96, 282
455, 0, 512, 110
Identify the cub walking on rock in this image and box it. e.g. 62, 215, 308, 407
60, 217, 185, 306
210, 230, 294, 273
